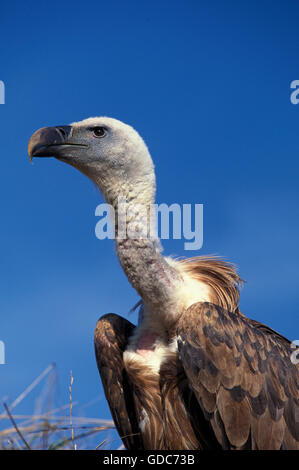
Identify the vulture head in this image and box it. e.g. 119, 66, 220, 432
28, 117, 156, 204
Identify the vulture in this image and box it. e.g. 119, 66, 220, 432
28, 117, 299, 450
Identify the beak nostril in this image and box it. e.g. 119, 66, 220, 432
57, 127, 66, 138
56, 125, 72, 140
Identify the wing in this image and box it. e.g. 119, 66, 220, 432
177, 302, 299, 450
94, 313, 143, 449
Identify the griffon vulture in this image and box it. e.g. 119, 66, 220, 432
28, 117, 299, 450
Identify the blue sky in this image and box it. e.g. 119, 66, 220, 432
0, 0, 299, 448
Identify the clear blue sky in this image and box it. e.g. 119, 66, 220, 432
0, 0, 299, 448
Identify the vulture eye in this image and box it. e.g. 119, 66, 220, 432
92, 127, 107, 138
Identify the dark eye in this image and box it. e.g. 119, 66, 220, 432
92, 127, 106, 138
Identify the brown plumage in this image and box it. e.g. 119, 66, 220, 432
177, 302, 299, 449
94, 258, 299, 450
95, 313, 221, 450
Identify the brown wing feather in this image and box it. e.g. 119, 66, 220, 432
94, 313, 143, 449
177, 302, 299, 450
122, 356, 164, 449
159, 352, 221, 449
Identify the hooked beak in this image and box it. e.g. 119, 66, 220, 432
28, 126, 87, 162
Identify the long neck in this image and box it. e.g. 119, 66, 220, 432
113, 189, 183, 323
92, 167, 183, 323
